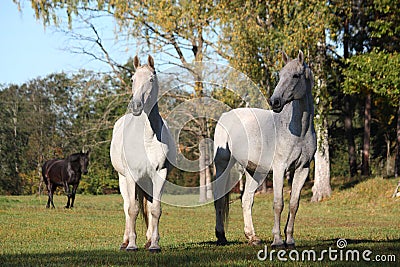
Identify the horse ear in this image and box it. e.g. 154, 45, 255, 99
148, 55, 154, 69
134, 55, 140, 70
282, 51, 289, 64
298, 50, 304, 65
86, 149, 90, 157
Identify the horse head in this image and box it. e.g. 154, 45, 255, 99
129, 55, 158, 116
269, 50, 313, 113
68, 150, 90, 175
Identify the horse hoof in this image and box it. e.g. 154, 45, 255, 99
248, 237, 262, 246
148, 247, 161, 253
119, 243, 128, 251
216, 238, 228, 246
144, 240, 151, 249
215, 230, 228, 246
126, 247, 138, 252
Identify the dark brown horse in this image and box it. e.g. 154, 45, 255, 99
42, 151, 90, 208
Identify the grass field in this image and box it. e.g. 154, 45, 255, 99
0, 177, 399, 266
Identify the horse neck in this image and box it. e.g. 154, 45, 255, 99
68, 160, 81, 174
146, 102, 163, 142
280, 85, 314, 137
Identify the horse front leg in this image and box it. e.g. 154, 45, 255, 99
69, 183, 79, 208
271, 166, 285, 249
284, 166, 309, 248
146, 169, 166, 253
64, 182, 71, 209
242, 171, 263, 245
120, 173, 139, 251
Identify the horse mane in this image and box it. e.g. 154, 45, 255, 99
68, 153, 82, 162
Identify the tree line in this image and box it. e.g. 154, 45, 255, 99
2, 0, 399, 198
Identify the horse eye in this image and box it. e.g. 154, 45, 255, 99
149, 78, 154, 83
293, 73, 300, 79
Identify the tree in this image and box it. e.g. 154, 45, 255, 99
342, 50, 400, 177
338, 0, 400, 177
328, 0, 359, 176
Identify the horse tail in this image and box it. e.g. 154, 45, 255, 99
136, 184, 149, 227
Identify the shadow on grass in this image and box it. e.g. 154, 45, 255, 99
1, 239, 399, 267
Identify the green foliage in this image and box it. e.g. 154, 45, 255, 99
0, 70, 130, 195
342, 49, 400, 104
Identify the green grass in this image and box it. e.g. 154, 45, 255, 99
0, 177, 399, 266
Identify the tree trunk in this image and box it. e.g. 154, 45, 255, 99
343, 95, 358, 176
311, 38, 331, 202
12, 89, 21, 195
362, 93, 371, 176
199, 155, 207, 203
199, 136, 211, 203
342, 16, 358, 177
385, 133, 391, 177
312, 116, 332, 202
395, 102, 400, 178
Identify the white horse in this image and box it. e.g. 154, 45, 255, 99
213, 51, 316, 248
110, 55, 175, 252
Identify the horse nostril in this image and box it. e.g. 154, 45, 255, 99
270, 98, 281, 108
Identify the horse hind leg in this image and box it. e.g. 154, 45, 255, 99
145, 196, 153, 250
48, 184, 57, 209
213, 150, 236, 246
242, 171, 263, 245
46, 183, 52, 208
284, 166, 309, 248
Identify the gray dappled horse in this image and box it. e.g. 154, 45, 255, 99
213, 51, 316, 248
110, 55, 175, 252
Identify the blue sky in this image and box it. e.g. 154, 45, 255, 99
0, 1, 132, 85
0, 2, 222, 86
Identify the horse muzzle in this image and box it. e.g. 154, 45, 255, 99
129, 99, 143, 116
268, 97, 285, 113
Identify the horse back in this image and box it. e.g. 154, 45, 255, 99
42, 159, 67, 185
